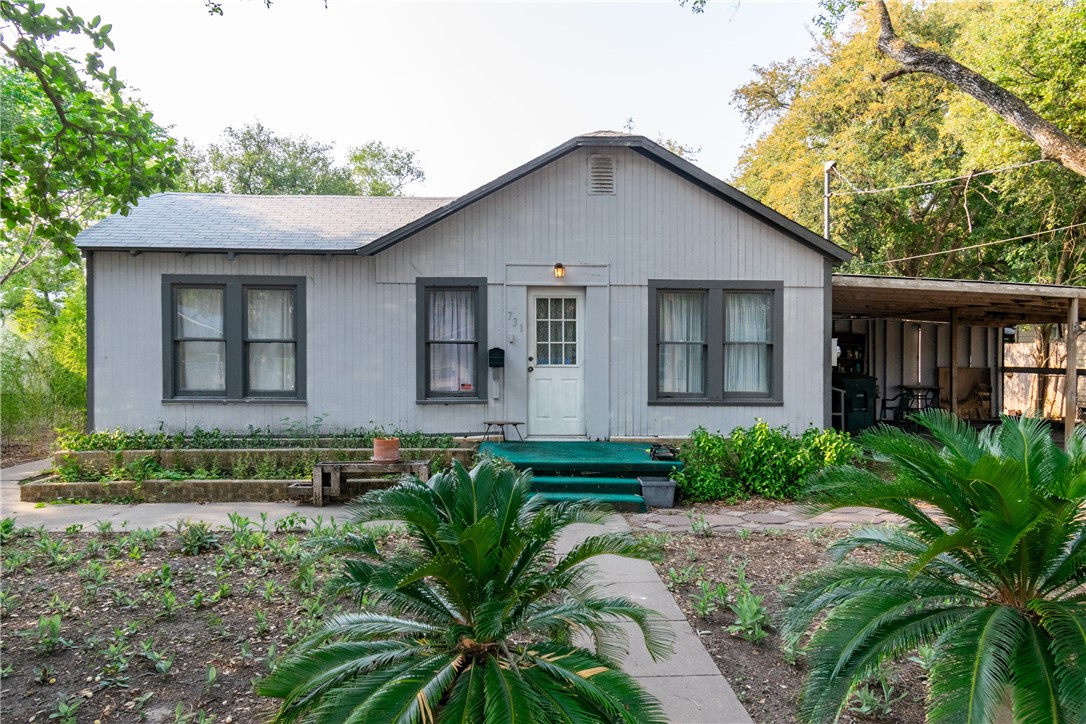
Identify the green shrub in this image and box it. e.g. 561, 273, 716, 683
672, 421, 858, 502
55, 424, 455, 452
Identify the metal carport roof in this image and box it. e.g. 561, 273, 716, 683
832, 274, 1086, 326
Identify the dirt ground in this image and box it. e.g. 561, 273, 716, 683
0, 519, 405, 724
638, 522, 928, 724
1, 440, 49, 469
1, 508, 928, 723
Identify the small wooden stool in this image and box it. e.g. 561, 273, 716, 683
482, 420, 525, 442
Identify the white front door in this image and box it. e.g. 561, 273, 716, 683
527, 289, 586, 437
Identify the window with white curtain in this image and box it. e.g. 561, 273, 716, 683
164, 276, 305, 400
724, 292, 771, 394
650, 281, 780, 403
417, 278, 487, 401
657, 291, 706, 396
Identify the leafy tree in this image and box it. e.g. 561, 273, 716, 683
348, 140, 425, 196
0, 274, 86, 437
783, 411, 1086, 723
729, 1, 1085, 285
260, 460, 673, 723
870, 0, 1086, 179
186, 121, 355, 195
178, 124, 427, 197
0, 1, 181, 286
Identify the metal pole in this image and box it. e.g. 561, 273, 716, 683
1066, 297, 1079, 448
823, 161, 836, 240
950, 308, 959, 418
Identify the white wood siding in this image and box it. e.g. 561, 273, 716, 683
93, 147, 832, 436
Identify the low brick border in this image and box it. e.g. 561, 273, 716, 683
18, 476, 428, 504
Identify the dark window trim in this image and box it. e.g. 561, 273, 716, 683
162, 275, 306, 402
416, 277, 487, 402
648, 280, 783, 404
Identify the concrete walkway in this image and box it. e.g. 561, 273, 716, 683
1, 459, 754, 724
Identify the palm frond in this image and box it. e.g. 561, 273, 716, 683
1031, 601, 1086, 718
522, 644, 668, 724
332, 652, 462, 724
779, 564, 980, 647
926, 606, 1024, 724
439, 659, 486, 724
1010, 619, 1064, 724
548, 533, 653, 578
482, 655, 541, 724
799, 603, 975, 723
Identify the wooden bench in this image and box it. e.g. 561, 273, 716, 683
308, 460, 430, 506
482, 420, 525, 442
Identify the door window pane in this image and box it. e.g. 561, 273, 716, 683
536, 296, 578, 367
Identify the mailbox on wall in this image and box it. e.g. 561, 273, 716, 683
488, 347, 505, 368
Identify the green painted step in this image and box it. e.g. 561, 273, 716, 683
539, 491, 647, 513
531, 476, 641, 495
479, 441, 681, 478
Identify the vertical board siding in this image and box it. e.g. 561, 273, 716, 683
95, 147, 833, 435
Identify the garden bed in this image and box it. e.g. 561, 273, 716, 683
637, 521, 928, 724
0, 517, 408, 723
53, 446, 474, 474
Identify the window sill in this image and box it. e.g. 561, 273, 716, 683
416, 398, 488, 405
162, 397, 308, 405
648, 399, 783, 407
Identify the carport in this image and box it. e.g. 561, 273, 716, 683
830, 275, 1086, 441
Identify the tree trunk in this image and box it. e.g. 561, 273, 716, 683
873, 0, 1086, 178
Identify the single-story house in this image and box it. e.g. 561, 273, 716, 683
78, 132, 856, 439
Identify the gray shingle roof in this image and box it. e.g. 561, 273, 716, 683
76, 193, 456, 252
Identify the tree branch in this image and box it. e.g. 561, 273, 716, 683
873, 0, 1086, 178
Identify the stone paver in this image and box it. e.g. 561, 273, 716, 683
628, 501, 905, 535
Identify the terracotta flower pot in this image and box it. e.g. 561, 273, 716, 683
372, 437, 400, 462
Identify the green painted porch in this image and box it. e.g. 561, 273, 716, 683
479, 441, 683, 512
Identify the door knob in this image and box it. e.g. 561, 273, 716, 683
528, 366, 534, 373
528, 356, 534, 361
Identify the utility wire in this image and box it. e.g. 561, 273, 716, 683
855, 221, 1086, 268
831, 159, 1049, 196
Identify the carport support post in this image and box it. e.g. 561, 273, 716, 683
1066, 297, 1079, 447
950, 308, 959, 418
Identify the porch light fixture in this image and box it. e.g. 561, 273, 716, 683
553, 263, 566, 279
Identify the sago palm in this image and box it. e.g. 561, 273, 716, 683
259, 460, 674, 723
783, 411, 1086, 723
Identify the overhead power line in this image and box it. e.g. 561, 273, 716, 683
831, 159, 1050, 196
855, 221, 1086, 268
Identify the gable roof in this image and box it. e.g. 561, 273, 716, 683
76, 193, 456, 253
361, 133, 853, 263
75, 134, 852, 263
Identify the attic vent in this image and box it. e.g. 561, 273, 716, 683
587, 155, 616, 195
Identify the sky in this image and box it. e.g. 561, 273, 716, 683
60, 0, 824, 197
